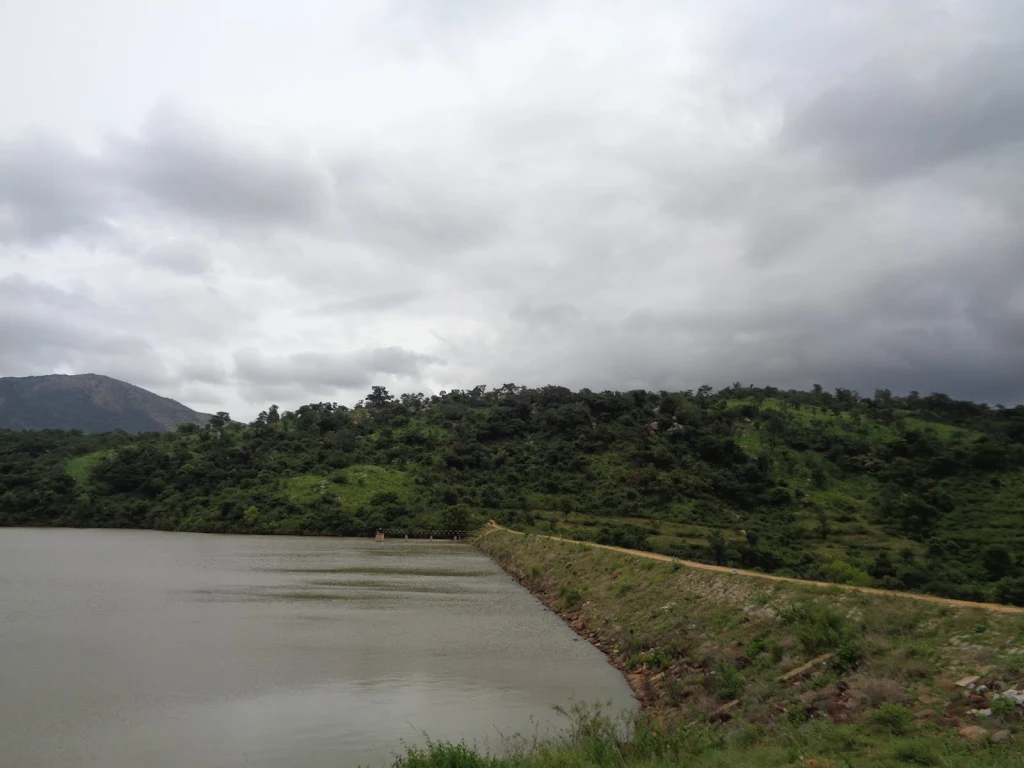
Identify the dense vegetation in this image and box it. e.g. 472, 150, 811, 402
0, 373, 210, 433
3, 382, 1024, 604
388, 530, 1024, 767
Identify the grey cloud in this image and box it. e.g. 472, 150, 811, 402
0, 134, 117, 244
233, 346, 442, 397
0, 275, 168, 383
108, 110, 332, 227
179, 360, 229, 386
4, 1, 1024, 416
0, 110, 334, 251
144, 239, 212, 275
311, 290, 420, 315
331, 160, 505, 259
480, 233, 1024, 405
784, 44, 1024, 183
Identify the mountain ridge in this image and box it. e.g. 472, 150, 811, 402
0, 373, 211, 433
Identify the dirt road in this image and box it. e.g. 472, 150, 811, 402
482, 522, 1024, 615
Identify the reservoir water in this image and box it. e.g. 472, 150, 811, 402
0, 528, 635, 767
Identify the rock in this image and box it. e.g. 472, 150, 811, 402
959, 725, 989, 741
978, 685, 990, 694
956, 675, 981, 688
992, 730, 1011, 744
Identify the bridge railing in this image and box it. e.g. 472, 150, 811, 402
375, 529, 469, 541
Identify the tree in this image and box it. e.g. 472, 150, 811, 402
983, 545, 1015, 581
366, 386, 394, 408
442, 503, 471, 531
816, 507, 830, 540
708, 531, 727, 565
207, 412, 231, 432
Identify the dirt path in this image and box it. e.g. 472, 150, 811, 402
482, 522, 1024, 615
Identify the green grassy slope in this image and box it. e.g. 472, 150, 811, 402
450, 530, 1024, 767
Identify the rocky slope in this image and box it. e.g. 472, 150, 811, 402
0, 374, 210, 433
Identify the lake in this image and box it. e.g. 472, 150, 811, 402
0, 528, 635, 767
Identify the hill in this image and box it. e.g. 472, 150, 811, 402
0, 374, 211, 433
3, 382, 1024, 605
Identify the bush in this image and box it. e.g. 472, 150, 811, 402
782, 600, 861, 658
628, 648, 671, 670
869, 703, 913, 735
393, 741, 502, 768
992, 697, 1017, 721
835, 638, 863, 672
888, 739, 940, 766
559, 585, 583, 609
821, 559, 872, 586
715, 661, 744, 700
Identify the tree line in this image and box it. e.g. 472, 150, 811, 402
3, 383, 1024, 604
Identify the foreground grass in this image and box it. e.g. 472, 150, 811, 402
390, 705, 1024, 767
394, 530, 1024, 767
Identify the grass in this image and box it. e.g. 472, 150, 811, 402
466, 530, 1024, 766
282, 464, 414, 508
387, 703, 1024, 767
65, 450, 113, 485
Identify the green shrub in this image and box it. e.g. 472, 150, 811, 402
782, 600, 861, 657
744, 636, 767, 658
614, 574, 635, 597
393, 741, 502, 768
628, 648, 671, 670
888, 739, 940, 765
715, 661, 744, 700
869, 703, 913, 735
835, 637, 862, 672
559, 585, 583, 609
992, 697, 1017, 721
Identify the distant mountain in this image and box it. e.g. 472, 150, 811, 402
0, 374, 211, 433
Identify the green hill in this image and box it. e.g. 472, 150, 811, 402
0, 374, 211, 433
3, 383, 1024, 605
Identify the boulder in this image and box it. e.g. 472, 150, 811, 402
959, 725, 989, 742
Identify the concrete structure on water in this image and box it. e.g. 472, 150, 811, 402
375, 529, 469, 542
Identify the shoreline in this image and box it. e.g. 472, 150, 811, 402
476, 532, 658, 709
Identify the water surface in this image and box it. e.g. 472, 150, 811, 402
0, 529, 635, 767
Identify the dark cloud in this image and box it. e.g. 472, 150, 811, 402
784, 44, 1024, 183
108, 110, 332, 228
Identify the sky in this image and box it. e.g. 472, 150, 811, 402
1, 0, 1023, 420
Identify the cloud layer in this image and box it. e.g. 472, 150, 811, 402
1, 0, 1022, 418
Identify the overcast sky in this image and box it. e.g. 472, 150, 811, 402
1, 1, 1022, 419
